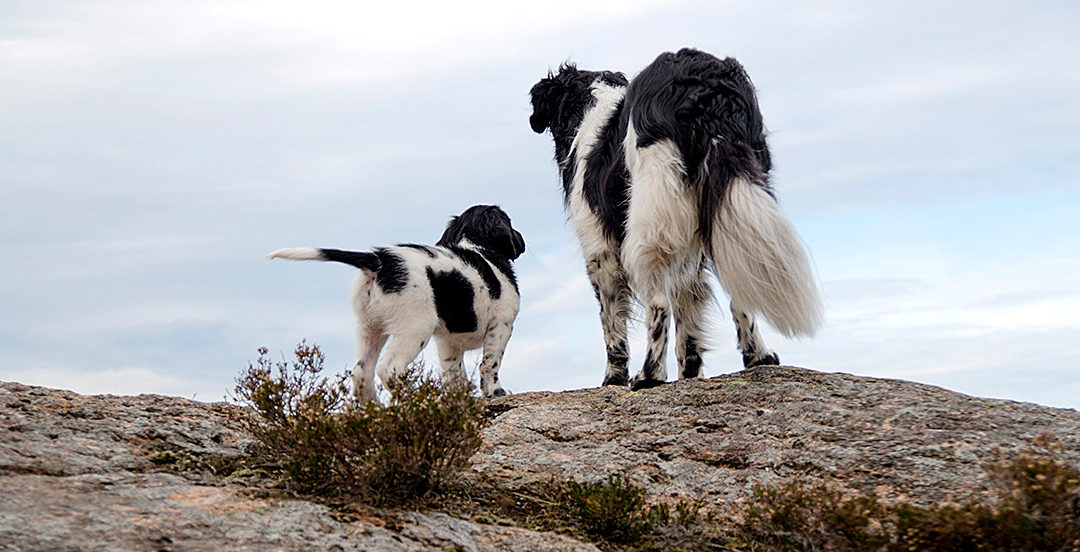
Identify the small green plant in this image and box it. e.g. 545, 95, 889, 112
894, 450, 1080, 551
233, 342, 486, 505
733, 448, 1080, 552
736, 480, 889, 551
559, 474, 655, 543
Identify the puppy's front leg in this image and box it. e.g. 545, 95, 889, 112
479, 322, 512, 397
435, 339, 467, 391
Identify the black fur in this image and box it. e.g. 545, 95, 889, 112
446, 245, 503, 299
426, 267, 478, 333
438, 205, 526, 262
318, 249, 382, 272
530, 65, 630, 201
582, 100, 631, 243
373, 248, 409, 293
680, 338, 702, 379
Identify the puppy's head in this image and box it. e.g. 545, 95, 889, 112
529, 64, 628, 159
438, 205, 526, 260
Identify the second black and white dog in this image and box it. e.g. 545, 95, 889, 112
268, 205, 525, 402
529, 48, 822, 390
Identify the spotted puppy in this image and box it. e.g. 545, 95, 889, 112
268, 205, 525, 402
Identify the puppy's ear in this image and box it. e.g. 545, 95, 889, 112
510, 229, 526, 260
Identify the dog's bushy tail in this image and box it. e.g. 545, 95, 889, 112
267, 247, 382, 272
706, 174, 822, 337
676, 53, 821, 337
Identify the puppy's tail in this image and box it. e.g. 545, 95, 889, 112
266, 247, 382, 272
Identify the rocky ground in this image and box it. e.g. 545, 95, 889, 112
2, 366, 1079, 551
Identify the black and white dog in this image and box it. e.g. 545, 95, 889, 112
530, 48, 821, 390
268, 205, 525, 402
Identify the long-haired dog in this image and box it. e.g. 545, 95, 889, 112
529, 48, 821, 389
268, 205, 525, 402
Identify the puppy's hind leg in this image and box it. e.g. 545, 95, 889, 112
375, 331, 431, 397
350, 271, 386, 403
353, 324, 386, 403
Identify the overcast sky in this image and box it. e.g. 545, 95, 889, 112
2, 0, 1078, 409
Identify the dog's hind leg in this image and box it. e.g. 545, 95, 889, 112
435, 339, 467, 391
479, 321, 513, 397
731, 302, 780, 368
622, 124, 698, 390
673, 260, 712, 379
629, 298, 671, 390
586, 253, 632, 387
354, 324, 387, 403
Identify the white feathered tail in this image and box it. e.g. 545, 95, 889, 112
709, 177, 822, 337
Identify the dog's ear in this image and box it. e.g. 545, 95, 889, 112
598, 70, 628, 87
530, 64, 581, 134
529, 77, 561, 134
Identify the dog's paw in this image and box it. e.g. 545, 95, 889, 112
744, 352, 780, 369
629, 375, 666, 391
601, 374, 629, 387
489, 387, 509, 397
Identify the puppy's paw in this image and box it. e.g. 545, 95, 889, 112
489, 387, 509, 397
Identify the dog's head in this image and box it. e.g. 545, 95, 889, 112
529, 64, 628, 159
437, 205, 526, 260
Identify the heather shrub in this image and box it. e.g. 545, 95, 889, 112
233, 342, 486, 504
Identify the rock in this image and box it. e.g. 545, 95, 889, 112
3, 366, 1080, 549
474, 366, 1080, 514
0, 381, 597, 552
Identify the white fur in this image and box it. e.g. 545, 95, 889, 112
267, 247, 324, 261
710, 178, 822, 337
567, 81, 625, 260
621, 119, 701, 299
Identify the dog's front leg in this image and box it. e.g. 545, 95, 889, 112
585, 254, 631, 387
478, 322, 512, 397
435, 339, 467, 391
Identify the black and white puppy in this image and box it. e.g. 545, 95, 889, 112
530, 48, 822, 390
268, 205, 525, 402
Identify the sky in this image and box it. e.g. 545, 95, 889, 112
2, 1, 1078, 409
